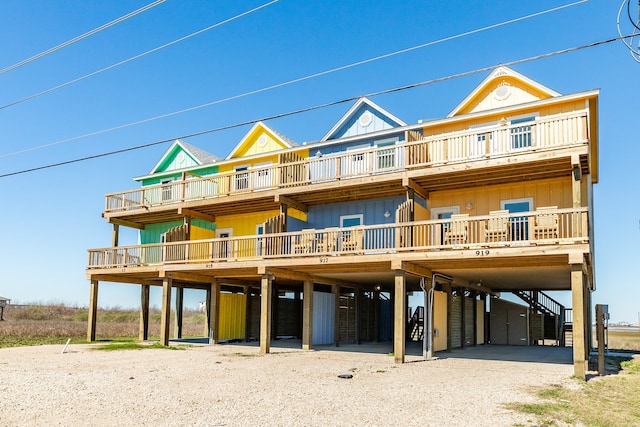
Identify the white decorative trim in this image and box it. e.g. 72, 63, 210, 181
430, 206, 460, 220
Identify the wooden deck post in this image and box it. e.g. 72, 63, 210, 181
572, 162, 582, 237
174, 286, 184, 339
112, 223, 119, 247
571, 264, 587, 379
160, 278, 172, 346
208, 280, 220, 344
302, 280, 313, 350
139, 284, 150, 341
260, 274, 273, 354
87, 280, 99, 342
394, 270, 406, 364
333, 285, 340, 347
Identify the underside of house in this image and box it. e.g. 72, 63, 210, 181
86, 66, 598, 379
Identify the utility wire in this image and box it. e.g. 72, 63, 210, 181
0, 33, 630, 179
0, 0, 166, 76
0, 0, 585, 159
0, 0, 279, 112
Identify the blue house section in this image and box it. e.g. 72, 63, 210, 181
304, 197, 406, 229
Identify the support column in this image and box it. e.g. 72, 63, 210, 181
174, 287, 184, 339
112, 224, 119, 247
208, 281, 220, 344
572, 163, 582, 237
333, 285, 340, 347
571, 264, 587, 379
87, 280, 99, 342
394, 270, 406, 364
139, 284, 150, 341
260, 275, 273, 354
160, 278, 172, 346
302, 280, 314, 350
374, 289, 380, 343
471, 291, 477, 346
460, 289, 466, 348
480, 294, 488, 344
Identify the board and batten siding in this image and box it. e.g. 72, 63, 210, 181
306, 197, 405, 229
450, 295, 462, 349
218, 293, 246, 341
429, 177, 575, 216
312, 291, 335, 345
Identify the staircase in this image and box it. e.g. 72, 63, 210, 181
512, 290, 572, 347
408, 306, 424, 341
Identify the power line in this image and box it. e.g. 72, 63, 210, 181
0, 0, 280, 112
0, 34, 629, 180
0, 0, 167, 76
0, 0, 585, 159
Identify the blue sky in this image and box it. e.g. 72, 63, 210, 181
0, 0, 638, 323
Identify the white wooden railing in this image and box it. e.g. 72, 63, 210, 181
104, 110, 588, 213
88, 208, 588, 269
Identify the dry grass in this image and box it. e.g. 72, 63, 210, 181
509, 356, 640, 426
0, 304, 207, 348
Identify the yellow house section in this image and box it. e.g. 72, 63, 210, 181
191, 225, 215, 240
423, 98, 587, 137
215, 209, 308, 237
230, 124, 291, 159
429, 177, 579, 216
476, 299, 485, 345
434, 290, 447, 351
454, 75, 554, 116
219, 293, 246, 340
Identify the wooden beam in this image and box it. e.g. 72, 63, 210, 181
274, 194, 308, 213
160, 278, 172, 346
112, 224, 119, 247
571, 264, 587, 380
174, 287, 184, 339
394, 261, 432, 278
164, 271, 218, 284
87, 280, 99, 342
108, 217, 145, 230
139, 284, 150, 341
178, 208, 216, 223
394, 270, 406, 363
302, 280, 313, 350
259, 274, 273, 354
333, 284, 340, 347
402, 177, 429, 201
209, 281, 221, 344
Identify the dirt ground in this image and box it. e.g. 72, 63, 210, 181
0, 341, 579, 426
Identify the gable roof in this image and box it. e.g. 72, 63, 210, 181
225, 121, 296, 160
149, 139, 219, 174
447, 66, 561, 118
321, 97, 406, 141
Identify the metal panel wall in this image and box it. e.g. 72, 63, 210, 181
312, 291, 335, 345
450, 295, 462, 349
219, 293, 246, 341
464, 296, 475, 346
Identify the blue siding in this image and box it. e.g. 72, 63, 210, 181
328, 105, 403, 140
314, 132, 404, 157
305, 197, 405, 229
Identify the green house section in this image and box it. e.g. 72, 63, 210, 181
141, 220, 216, 244
140, 166, 219, 186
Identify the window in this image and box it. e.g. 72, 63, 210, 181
375, 138, 398, 170
340, 214, 363, 228
161, 179, 173, 201
234, 166, 249, 191
510, 116, 536, 150
501, 198, 533, 241
431, 206, 460, 245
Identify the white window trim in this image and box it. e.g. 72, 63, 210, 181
500, 197, 534, 212
507, 112, 539, 123
340, 214, 363, 227
375, 137, 399, 147
216, 228, 233, 238
430, 206, 460, 220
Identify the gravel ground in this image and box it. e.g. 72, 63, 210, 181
0, 342, 578, 426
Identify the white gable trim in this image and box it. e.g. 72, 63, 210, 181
447, 66, 561, 118
149, 139, 201, 175
321, 97, 406, 142
225, 121, 294, 160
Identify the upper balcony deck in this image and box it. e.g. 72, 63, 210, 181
88, 207, 590, 291
103, 110, 591, 226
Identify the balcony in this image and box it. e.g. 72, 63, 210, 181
88, 208, 588, 270
104, 110, 589, 216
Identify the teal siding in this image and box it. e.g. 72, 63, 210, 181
140, 219, 216, 244
140, 166, 218, 186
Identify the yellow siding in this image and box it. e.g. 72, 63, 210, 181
219, 293, 246, 340
476, 299, 485, 345
414, 203, 429, 221
429, 177, 573, 216
218, 154, 280, 173
190, 225, 215, 240
423, 98, 587, 137
434, 290, 448, 351
215, 210, 281, 236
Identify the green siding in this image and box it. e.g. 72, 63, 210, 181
140, 219, 216, 244
140, 166, 218, 186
